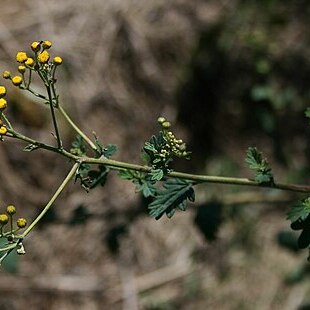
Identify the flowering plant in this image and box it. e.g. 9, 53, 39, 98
1, 41, 310, 265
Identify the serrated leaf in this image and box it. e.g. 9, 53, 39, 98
287, 199, 310, 222
255, 171, 273, 184
150, 169, 164, 181
137, 181, 156, 198
245, 147, 263, 170
143, 142, 157, 153
23, 144, 39, 152
103, 144, 117, 158
118, 169, 136, 181
245, 147, 274, 184
148, 178, 194, 220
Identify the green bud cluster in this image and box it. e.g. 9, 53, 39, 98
157, 117, 190, 160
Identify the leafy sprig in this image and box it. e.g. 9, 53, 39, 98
245, 147, 274, 184
142, 117, 190, 181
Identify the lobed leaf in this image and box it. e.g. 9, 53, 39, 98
148, 178, 195, 220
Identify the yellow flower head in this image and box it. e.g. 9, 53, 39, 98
25, 57, 34, 66
0, 214, 9, 225
16, 218, 27, 228
2, 71, 11, 79
37, 50, 50, 64
0, 98, 7, 110
16, 51, 28, 63
12, 75, 23, 86
42, 40, 52, 49
53, 56, 63, 65
18, 65, 26, 74
0, 126, 7, 135
31, 41, 41, 52
6, 205, 16, 215
0, 86, 6, 98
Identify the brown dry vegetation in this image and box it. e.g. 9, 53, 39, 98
0, 0, 310, 309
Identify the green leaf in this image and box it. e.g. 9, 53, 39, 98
102, 144, 117, 158
118, 170, 156, 198
148, 178, 195, 220
150, 169, 164, 181
118, 169, 136, 181
245, 147, 264, 170
93, 134, 117, 158
71, 135, 87, 156
136, 180, 156, 198
305, 107, 310, 119
287, 198, 310, 223
245, 147, 274, 184
255, 171, 273, 184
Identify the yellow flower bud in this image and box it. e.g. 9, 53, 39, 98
6, 205, 16, 215
37, 50, 50, 64
31, 41, 41, 52
16, 51, 28, 63
0, 86, 6, 98
25, 57, 34, 66
0, 214, 9, 225
0, 126, 8, 135
0, 98, 7, 110
53, 56, 63, 65
12, 76, 23, 86
16, 218, 27, 228
3, 71, 11, 79
42, 40, 52, 49
18, 65, 26, 74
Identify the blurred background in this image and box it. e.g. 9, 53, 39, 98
1, 0, 310, 309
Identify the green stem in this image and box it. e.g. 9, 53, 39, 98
46, 85, 62, 149
79, 156, 310, 194
26, 87, 48, 101
22, 162, 79, 238
0, 243, 18, 253
58, 106, 97, 152
6, 129, 75, 159
2, 113, 13, 130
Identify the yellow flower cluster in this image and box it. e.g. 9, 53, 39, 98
0, 84, 8, 136
0, 204, 27, 230
2, 40, 63, 90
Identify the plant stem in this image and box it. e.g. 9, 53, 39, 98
46, 85, 62, 149
6, 129, 76, 160
22, 163, 79, 238
79, 156, 310, 194
6, 129, 310, 194
58, 105, 97, 151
